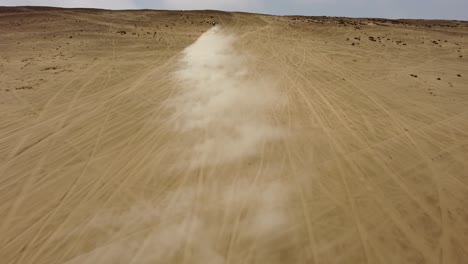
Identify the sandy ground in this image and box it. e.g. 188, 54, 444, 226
1, 6, 468, 264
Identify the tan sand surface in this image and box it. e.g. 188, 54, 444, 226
1, 7, 468, 264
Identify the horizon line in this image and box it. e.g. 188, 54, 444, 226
1, 5, 467, 22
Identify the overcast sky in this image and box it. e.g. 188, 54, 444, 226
1, 0, 467, 20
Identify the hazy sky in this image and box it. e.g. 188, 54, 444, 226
1, 0, 467, 20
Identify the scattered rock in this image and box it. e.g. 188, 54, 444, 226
116, 30, 126, 35
16, 86, 33, 90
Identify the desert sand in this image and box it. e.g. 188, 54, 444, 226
1, 6, 468, 264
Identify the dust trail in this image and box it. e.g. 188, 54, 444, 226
168, 26, 283, 167
62, 29, 291, 264
63, 180, 291, 264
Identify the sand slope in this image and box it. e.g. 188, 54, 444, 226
1, 7, 468, 264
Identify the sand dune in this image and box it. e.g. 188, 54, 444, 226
1, 6, 468, 264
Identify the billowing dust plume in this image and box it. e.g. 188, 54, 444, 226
168, 26, 283, 167
62, 28, 291, 264
64, 180, 291, 264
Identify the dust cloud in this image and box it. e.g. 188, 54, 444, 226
62, 28, 291, 264
64, 181, 291, 264
168, 26, 283, 167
